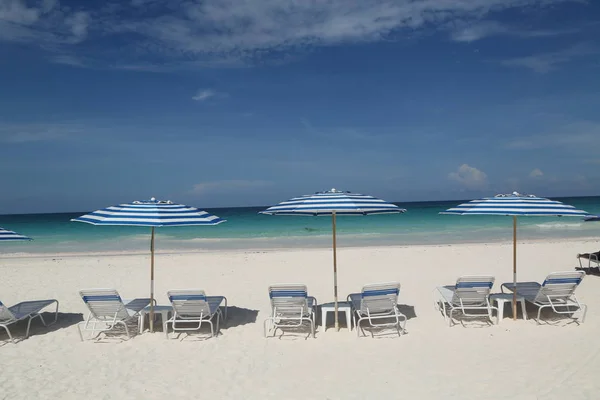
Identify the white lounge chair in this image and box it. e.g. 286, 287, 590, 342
165, 290, 226, 339
577, 251, 600, 269
501, 271, 587, 324
264, 284, 316, 338
0, 299, 59, 342
347, 282, 407, 337
77, 289, 152, 341
435, 276, 498, 327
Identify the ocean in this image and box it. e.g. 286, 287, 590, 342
1, 197, 599, 254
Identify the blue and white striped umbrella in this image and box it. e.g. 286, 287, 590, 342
72, 198, 225, 332
261, 189, 406, 331
441, 192, 589, 217
259, 189, 405, 216
71, 199, 225, 226
441, 192, 589, 320
0, 227, 32, 242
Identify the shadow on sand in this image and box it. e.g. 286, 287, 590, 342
0, 312, 84, 345
164, 306, 260, 342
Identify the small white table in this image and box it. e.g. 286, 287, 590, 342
321, 301, 352, 332
489, 294, 527, 323
139, 305, 173, 333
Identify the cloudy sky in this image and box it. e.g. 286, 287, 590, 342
1, 0, 599, 213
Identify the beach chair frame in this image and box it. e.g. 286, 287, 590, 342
77, 289, 151, 341
165, 290, 225, 339
0, 299, 59, 343
264, 284, 316, 338
501, 271, 587, 324
435, 276, 498, 327
577, 251, 600, 269
347, 282, 406, 337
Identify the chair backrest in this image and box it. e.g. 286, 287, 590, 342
79, 289, 130, 320
359, 282, 400, 314
0, 300, 16, 323
168, 290, 212, 317
451, 276, 494, 306
535, 271, 584, 304
268, 284, 309, 316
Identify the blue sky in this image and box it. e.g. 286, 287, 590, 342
1, 0, 599, 213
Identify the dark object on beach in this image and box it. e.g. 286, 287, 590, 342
583, 215, 600, 222
577, 251, 600, 269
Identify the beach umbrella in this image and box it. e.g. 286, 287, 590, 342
72, 198, 225, 332
441, 192, 589, 319
0, 227, 32, 241
260, 188, 406, 331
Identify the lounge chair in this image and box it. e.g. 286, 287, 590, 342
77, 289, 152, 341
165, 290, 226, 339
347, 282, 406, 337
501, 271, 587, 324
577, 251, 600, 269
264, 284, 316, 338
0, 299, 59, 342
435, 276, 497, 327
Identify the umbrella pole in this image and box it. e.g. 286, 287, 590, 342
150, 226, 155, 332
512, 216, 517, 320
332, 211, 339, 331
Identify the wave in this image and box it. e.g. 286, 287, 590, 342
533, 222, 583, 230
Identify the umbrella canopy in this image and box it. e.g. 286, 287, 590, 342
260, 188, 406, 331
71, 199, 224, 226
0, 227, 32, 241
441, 192, 589, 319
442, 193, 589, 217
72, 198, 225, 332
260, 189, 403, 216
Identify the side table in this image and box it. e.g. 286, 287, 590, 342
321, 301, 352, 332
489, 294, 527, 323
139, 305, 173, 333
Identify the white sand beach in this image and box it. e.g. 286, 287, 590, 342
1, 239, 600, 400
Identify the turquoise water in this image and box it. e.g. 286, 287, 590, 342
1, 197, 599, 254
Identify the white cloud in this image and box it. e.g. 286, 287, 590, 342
505, 120, 600, 150
448, 164, 488, 189
64, 11, 90, 43
0, 0, 87, 45
51, 54, 85, 67
500, 44, 597, 73
191, 180, 272, 195
529, 168, 544, 178
0, 122, 80, 143
192, 89, 217, 101
451, 21, 578, 42
0, 0, 584, 67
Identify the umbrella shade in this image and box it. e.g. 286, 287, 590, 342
0, 227, 32, 241
72, 198, 225, 332
441, 192, 589, 319
260, 189, 406, 331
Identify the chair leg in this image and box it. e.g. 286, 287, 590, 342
1, 324, 14, 343
25, 316, 36, 338
119, 321, 131, 339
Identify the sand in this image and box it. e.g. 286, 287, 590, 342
1, 238, 599, 399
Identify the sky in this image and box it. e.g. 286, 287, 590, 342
1, 0, 600, 214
